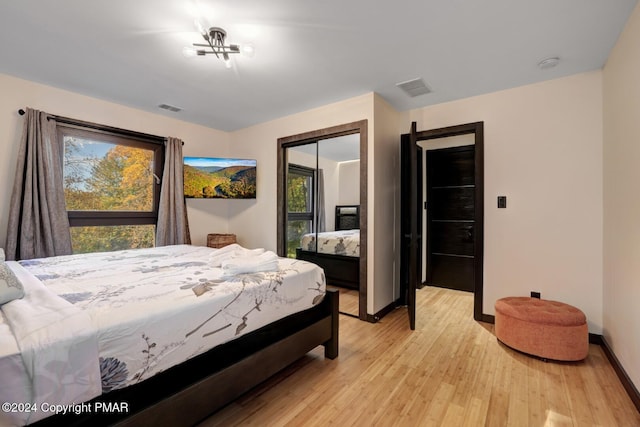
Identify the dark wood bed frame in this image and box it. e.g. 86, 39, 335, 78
295, 205, 360, 290
296, 249, 359, 290
33, 289, 339, 427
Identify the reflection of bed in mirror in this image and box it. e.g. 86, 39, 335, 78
296, 205, 360, 290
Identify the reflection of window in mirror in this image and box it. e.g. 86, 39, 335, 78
284, 134, 360, 259
286, 164, 315, 258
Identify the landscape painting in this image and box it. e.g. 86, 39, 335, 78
183, 157, 257, 199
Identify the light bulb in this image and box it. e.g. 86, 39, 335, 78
242, 43, 255, 58
194, 18, 208, 38
182, 46, 197, 57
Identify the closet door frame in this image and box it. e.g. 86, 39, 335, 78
277, 120, 368, 321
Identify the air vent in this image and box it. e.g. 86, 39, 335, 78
158, 104, 182, 112
396, 78, 432, 98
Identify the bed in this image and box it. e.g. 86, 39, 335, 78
0, 245, 338, 426
296, 205, 360, 290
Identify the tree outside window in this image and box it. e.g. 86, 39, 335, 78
286, 164, 315, 257
60, 125, 163, 254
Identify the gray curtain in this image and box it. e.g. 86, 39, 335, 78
155, 137, 191, 246
5, 108, 72, 260
316, 169, 326, 232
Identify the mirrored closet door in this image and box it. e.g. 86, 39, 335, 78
277, 121, 367, 320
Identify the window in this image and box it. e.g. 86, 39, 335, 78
59, 124, 164, 254
286, 164, 315, 257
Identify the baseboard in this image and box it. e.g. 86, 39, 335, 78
480, 314, 495, 324
598, 335, 640, 413
588, 333, 603, 345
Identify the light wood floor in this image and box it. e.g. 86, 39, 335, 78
198, 287, 640, 426
328, 286, 359, 317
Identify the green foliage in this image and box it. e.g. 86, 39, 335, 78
287, 174, 309, 212
70, 225, 155, 254
286, 174, 312, 258
286, 221, 310, 258
183, 165, 225, 198
63, 142, 155, 254
215, 168, 257, 198
184, 165, 256, 198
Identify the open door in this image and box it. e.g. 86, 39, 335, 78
400, 122, 422, 330
403, 121, 485, 322
426, 145, 475, 292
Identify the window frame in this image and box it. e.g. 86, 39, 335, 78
57, 123, 165, 228
286, 163, 315, 225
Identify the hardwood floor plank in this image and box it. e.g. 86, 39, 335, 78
440, 402, 465, 427
506, 354, 529, 426
485, 344, 512, 427
327, 286, 359, 317
525, 357, 546, 427
461, 396, 487, 427
420, 382, 456, 426
199, 287, 640, 427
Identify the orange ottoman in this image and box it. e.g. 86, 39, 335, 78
494, 297, 588, 361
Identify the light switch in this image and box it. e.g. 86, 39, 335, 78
497, 196, 507, 208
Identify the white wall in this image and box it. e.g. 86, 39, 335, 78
338, 160, 360, 206
603, 2, 640, 391
0, 73, 231, 248
408, 71, 604, 333
320, 158, 340, 232
372, 94, 403, 312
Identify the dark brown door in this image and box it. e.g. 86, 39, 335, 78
400, 123, 423, 330
426, 145, 475, 292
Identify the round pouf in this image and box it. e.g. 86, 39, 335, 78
494, 297, 588, 361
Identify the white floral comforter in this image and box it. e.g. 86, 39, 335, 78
0, 245, 325, 426
300, 229, 360, 257
1, 261, 101, 425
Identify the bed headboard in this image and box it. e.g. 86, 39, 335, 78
335, 205, 359, 230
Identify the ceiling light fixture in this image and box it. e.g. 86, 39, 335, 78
183, 24, 240, 68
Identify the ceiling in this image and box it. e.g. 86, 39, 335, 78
0, 1, 637, 132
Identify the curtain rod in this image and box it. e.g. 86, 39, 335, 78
17, 108, 182, 145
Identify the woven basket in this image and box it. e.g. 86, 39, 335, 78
207, 233, 237, 248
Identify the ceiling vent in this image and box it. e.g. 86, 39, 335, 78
396, 78, 432, 98
158, 103, 182, 112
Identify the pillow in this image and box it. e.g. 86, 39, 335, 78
0, 248, 4, 261
0, 261, 25, 305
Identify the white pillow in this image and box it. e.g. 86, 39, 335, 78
0, 262, 24, 305
0, 248, 4, 261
